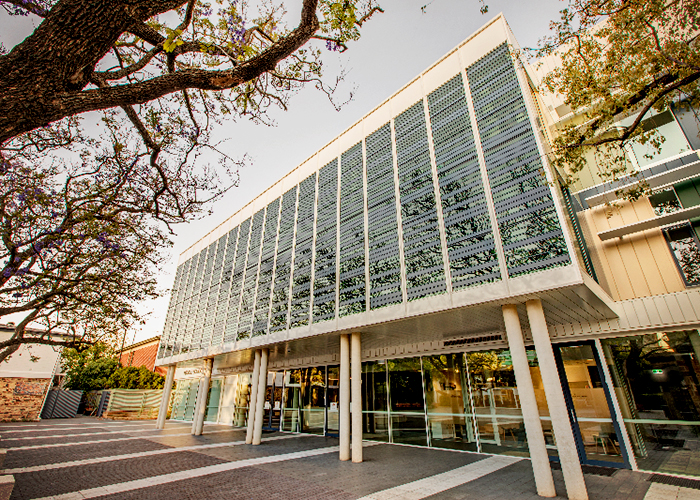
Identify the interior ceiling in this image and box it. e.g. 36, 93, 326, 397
212, 282, 617, 370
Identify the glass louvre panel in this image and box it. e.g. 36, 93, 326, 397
171, 257, 192, 356
202, 233, 228, 348
290, 174, 317, 328
193, 241, 217, 350
270, 187, 298, 332
213, 226, 239, 346
427, 75, 500, 290
395, 101, 447, 300
467, 43, 569, 277
366, 124, 402, 309
223, 218, 251, 343
339, 144, 367, 316
252, 198, 281, 336
313, 162, 338, 322
158, 263, 184, 358
237, 208, 265, 340
183, 249, 206, 353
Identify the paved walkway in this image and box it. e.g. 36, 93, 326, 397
0, 417, 698, 500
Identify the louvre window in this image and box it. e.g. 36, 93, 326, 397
427, 74, 500, 290
313, 161, 338, 322
252, 198, 281, 336
395, 101, 447, 300
290, 174, 317, 328
270, 187, 298, 332
467, 43, 569, 277
237, 209, 266, 339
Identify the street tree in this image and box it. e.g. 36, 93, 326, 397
0, 0, 383, 361
535, 0, 700, 197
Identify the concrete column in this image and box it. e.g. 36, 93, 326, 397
526, 299, 588, 500
252, 348, 269, 445
502, 304, 556, 497
156, 365, 176, 429
339, 334, 351, 461
351, 332, 362, 463
245, 350, 262, 444
192, 358, 213, 436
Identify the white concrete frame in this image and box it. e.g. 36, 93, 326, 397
156, 365, 176, 430
339, 334, 351, 461
245, 349, 262, 444
502, 305, 555, 497
527, 299, 588, 500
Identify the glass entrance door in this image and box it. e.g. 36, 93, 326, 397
326, 365, 340, 437
554, 342, 630, 468
263, 371, 284, 431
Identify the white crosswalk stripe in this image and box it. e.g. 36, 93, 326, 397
4, 434, 298, 474
356, 455, 523, 500
7, 429, 239, 450
30, 445, 342, 500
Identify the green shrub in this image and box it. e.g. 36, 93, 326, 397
107, 365, 165, 389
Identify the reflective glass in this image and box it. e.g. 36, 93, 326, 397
300, 366, 326, 434
282, 369, 302, 432
233, 373, 252, 427
603, 332, 700, 476
423, 354, 477, 451
388, 357, 427, 445
204, 379, 222, 422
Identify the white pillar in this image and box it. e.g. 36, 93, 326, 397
252, 348, 269, 445
156, 365, 176, 429
351, 332, 362, 463
526, 299, 588, 500
245, 350, 262, 444
339, 334, 351, 461
193, 358, 213, 436
502, 304, 556, 497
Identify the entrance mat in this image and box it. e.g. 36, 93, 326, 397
648, 474, 700, 490
549, 462, 618, 476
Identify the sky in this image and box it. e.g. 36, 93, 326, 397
0, 0, 566, 346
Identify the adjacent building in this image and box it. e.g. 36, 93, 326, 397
155, 14, 700, 490
119, 336, 166, 376
0, 323, 62, 421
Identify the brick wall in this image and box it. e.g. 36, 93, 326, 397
0, 377, 50, 422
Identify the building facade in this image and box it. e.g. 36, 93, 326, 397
155, 14, 700, 488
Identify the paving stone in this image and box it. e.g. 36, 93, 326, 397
10, 451, 226, 500
3, 438, 171, 468
0, 417, 677, 500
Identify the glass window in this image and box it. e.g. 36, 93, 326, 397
362, 361, 389, 442
388, 357, 427, 445
233, 373, 252, 427
327, 366, 340, 435
663, 223, 700, 286
466, 349, 549, 457
282, 369, 302, 432
649, 189, 682, 216
602, 331, 700, 476
622, 110, 690, 169
300, 366, 326, 434
423, 354, 477, 452
558, 345, 624, 464
205, 379, 222, 422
